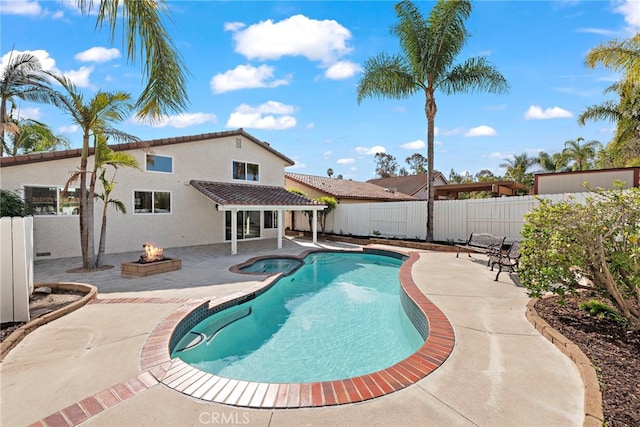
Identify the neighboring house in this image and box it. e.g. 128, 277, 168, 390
0, 129, 325, 258
367, 172, 448, 200
284, 172, 417, 233
534, 167, 640, 195
285, 173, 417, 203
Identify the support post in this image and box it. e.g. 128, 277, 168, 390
231, 209, 238, 255
277, 210, 283, 249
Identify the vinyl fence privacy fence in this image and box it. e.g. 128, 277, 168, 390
290, 193, 589, 243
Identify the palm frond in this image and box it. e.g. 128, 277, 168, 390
357, 53, 418, 103
577, 101, 622, 125
424, 0, 471, 78
439, 56, 510, 94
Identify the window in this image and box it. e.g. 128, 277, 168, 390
264, 211, 278, 229
24, 186, 80, 216
225, 210, 261, 240
134, 190, 171, 214
232, 161, 259, 181
146, 154, 173, 173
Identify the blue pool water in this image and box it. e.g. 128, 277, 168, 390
171, 251, 424, 383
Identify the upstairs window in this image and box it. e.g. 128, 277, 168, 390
146, 154, 173, 173
233, 161, 259, 181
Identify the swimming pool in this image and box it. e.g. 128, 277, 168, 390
237, 257, 302, 275
171, 251, 424, 383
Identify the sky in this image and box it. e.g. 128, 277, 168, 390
1, 0, 639, 182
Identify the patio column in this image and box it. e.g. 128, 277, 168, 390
231, 208, 238, 255
312, 209, 318, 244
277, 209, 283, 249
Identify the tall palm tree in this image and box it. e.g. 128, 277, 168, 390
52, 74, 140, 269
76, 0, 189, 120
0, 51, 59, 155
562, 137, 601, 171
357, 0, 509, 241
499, 153, 538, 190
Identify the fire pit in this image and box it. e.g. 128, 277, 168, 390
121, 243, 182, 277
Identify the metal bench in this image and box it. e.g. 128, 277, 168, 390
490, 241, 521, 281
455, 233, 506, 266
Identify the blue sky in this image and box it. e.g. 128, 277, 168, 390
2, 0, 639, 182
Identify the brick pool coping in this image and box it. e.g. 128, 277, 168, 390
138, 249, 456, 409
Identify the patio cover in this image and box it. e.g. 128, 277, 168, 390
190, 180, 325, 254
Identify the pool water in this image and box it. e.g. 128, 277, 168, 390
171, 251, 424, 383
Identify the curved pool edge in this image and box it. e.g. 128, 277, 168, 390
139, 249, 455, 409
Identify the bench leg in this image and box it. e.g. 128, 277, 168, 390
494, 265, 503, 281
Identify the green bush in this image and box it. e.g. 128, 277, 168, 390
519, 185, 640, 329
578, 299, 625, 323
0, 189, 31, 217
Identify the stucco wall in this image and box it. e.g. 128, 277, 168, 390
534, 168, 639, 195
0, 134, 290, 259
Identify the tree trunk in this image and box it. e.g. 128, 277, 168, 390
95, 200, 108, 268
79, 136, 90, 269
425, 88, 437, 242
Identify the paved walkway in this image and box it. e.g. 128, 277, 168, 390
1, 238, 584, 426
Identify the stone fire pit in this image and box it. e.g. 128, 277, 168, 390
121, 243, 182, 277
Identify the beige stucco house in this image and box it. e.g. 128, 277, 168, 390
0, 129, 325, 259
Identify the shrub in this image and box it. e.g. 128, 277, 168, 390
519, 185, 640, 329
578, 299, 625, 323
0, 189, 31, 217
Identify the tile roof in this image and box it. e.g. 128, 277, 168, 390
190, 180, 325, 208
367, 172, 447, 197
285, 173, 416, 201
0, 128, 294, 167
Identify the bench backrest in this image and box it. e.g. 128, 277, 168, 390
469, 233, 505, 248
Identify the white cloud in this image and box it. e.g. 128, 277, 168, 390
355, 145, 386, 155
464, 125, 497, 137
226, 101, 297, 130
210, 64, 290, 94
306, 122, 315, 129
324, 60, 361, 80
524, 105, 572, 120
400, 139, 425, 150
75, 47, 121, 63
59, 124, 79, 134
14, 107, 41, 120
1, 49, 57, 73
63, 66, 94, 88
0, 0, 41, 15
141, 112, 218, 129
324, 150, 332, 157
435, 127, 463, 136
613, 0, 640, 32
230, 14, 352, 65
337, 158, 355, 164
224, 21, 245, 32
577, 27, 618, 36
488, 152, 507, 160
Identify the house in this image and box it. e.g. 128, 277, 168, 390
284, 172, 417, 234
367, 172, 448, 200
285, 173, 417, 203
533, 167, 640, 195
0, 129, 325, 258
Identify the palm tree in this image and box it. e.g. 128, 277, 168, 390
93, 136, 139, 268
357, 0, 509, 241
52, 74, 140, 269
578, 81, 640, 167
3, 117, 70, 156
536, 151, 569, 173
0, 51, 59, 155
562, 137, 601, 171
585, 33, 640, 84
500, 153, 538, 190
76, 0, 189, 120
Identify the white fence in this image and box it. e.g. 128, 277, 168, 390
292, 193, 589, 243
0, 216, 34, 323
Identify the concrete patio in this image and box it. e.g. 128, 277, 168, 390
0, 237, 584, 426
